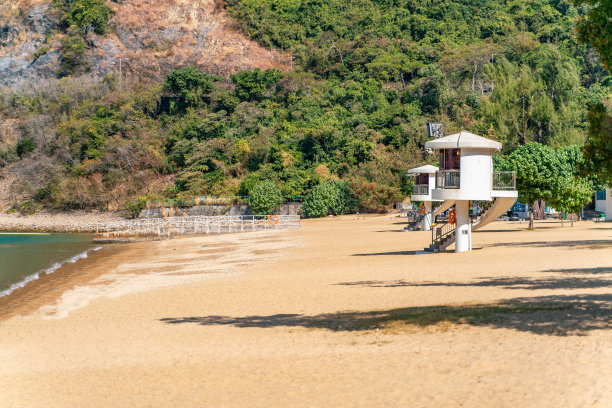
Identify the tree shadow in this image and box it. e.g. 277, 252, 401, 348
352, 250, 433, 256
544, 267, 612, 275
160, 294, 612, 336
473, 229, 522, 233
336, 268, 612, 290
485, 239, 612, 250
336, 275, 612, 290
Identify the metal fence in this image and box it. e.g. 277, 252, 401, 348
435, 170, 460, 189
492, 171, 516, 190
93, 215, 301, 240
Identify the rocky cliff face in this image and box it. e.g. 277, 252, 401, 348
0, 0, 284, 88
0, 1, 58, 87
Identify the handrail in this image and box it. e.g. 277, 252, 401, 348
435, 170, 460, 189
93, 215, 302, 237
492, 171, 516, 190
431, 221, 455, 246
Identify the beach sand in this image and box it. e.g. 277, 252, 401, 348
0, 216, 611, 407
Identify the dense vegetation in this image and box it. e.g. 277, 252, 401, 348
53, 0, 112, 76
0, 0, 609, 214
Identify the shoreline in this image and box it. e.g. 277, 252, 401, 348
0, 228, 296, 321
0, 243, 130, 320
0, 245, 103, 299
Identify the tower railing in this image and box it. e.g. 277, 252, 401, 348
413, 184, 429, 195
435, 170, 460, 189
492, 171, 516, 190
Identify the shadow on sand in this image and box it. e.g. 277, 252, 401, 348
352, 240, 612, 256
484, 239, 612, 249
160, 294, 612, 336
336, 274, 612, 291
352, 250, 426, 256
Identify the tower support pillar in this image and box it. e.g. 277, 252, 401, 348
422, 201, 433, 231
454, 200, 471, 252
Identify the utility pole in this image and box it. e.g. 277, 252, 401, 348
118, 58, 129, 89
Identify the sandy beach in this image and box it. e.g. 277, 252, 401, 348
1, 215, 611, 407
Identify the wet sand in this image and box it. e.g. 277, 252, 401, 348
0, 216, 611, 407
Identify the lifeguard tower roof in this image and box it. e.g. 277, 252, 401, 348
406, 165, 438, 176
424, 131, 501, 150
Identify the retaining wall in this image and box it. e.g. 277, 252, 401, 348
140, 203, 301, 218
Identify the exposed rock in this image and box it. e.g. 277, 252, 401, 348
0, 0, 285, 88
26, 4, 51, 36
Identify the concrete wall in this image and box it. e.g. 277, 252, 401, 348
140, 203, 302, 218
432, 148, 493, 201
595, 190, 606, 214
607, 189, 612, 221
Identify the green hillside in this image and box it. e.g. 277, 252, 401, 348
0, 0, 609, 213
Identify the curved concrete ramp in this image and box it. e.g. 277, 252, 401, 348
433, 200, 455, 217
472, 197, 516, 231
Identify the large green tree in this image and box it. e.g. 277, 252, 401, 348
575, 0, 612, 70
163, 67, 218, 113
574, 0, 612, 186
502, 143, 564, 229
248, 180, 283, 215
550, 145, 599, 224
482, 49, 582, 149
580, 102, 612, 185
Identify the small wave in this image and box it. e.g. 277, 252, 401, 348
0, 246, 102, 298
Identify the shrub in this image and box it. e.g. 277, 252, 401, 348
348, 179, 402, 213
18, 201, 40, 215
125, 196, 147, 218
301, 180, 354, 218
16, 138, 36, 157
248, 180, 283, 215
58, 30, 88, 77
33, 46, 49, 60
237, 173, 261, 196
56, 0, 111, 35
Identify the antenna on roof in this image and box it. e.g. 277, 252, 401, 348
427, 123, 444, 139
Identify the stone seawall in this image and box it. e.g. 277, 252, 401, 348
140, 203, 301, 219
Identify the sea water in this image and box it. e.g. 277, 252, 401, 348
0, 232, 100, 298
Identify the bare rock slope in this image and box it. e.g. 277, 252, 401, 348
0, 0, 284, 87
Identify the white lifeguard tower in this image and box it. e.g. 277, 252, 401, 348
423, 131, 518, 253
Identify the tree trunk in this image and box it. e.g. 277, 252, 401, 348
561, 213, 564, 228
528, 203, 534, 230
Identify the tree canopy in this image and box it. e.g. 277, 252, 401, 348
499, 143, 598, 228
